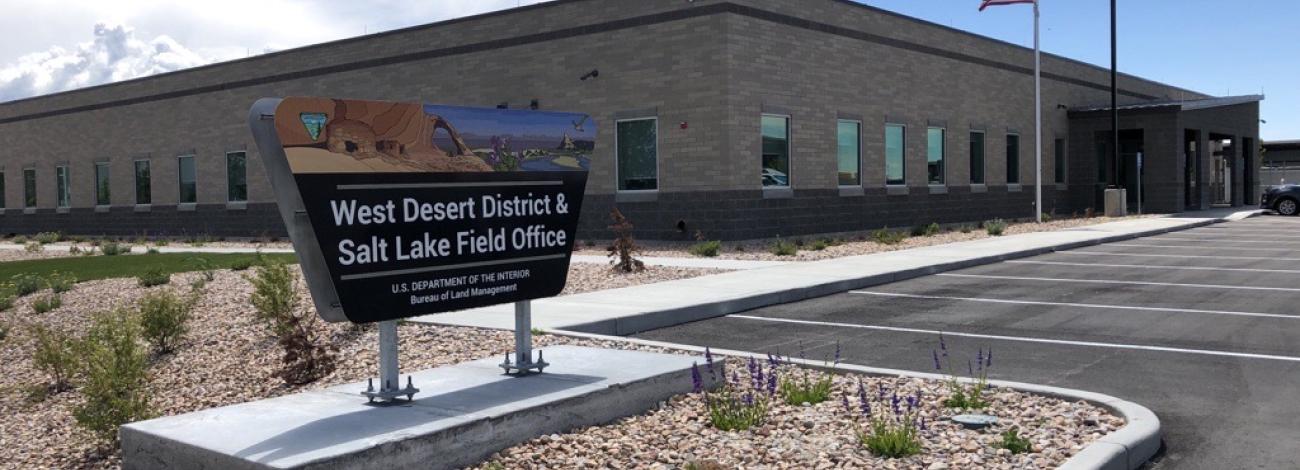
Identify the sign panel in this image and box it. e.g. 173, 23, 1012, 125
249, 97, 592, 323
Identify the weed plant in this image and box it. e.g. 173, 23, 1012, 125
984, 219, 1008, 236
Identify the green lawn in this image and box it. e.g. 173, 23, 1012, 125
0, 252, 299, 283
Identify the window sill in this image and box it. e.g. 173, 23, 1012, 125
134, 204, 152, 213
885, 185, 910, 196
23, 208, 36, 215
970, 184, 988, 193
762, 187, 793, 199
56, 207, 70, 214
1056, 183, 1068, 191
94, 205, 110, 213
1007, 184, 1023, 192
226, 201, 248, 211
838, 186, 865, 197
615, 191, 658, 203
177, 203, 197, 212
928, 185, 948, 195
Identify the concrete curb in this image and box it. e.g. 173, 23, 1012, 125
561, 212, 1258, 336
547, 330, 1161, 470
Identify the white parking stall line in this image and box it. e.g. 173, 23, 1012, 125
1053, 251, 1300, 262
849, 290, 1300, 320
1107, 244, 1294, 252
727, 315, 1300, 363
1006, 260, 1300, 275
1144, 237, 1286, 245
934, 273, 1300, 293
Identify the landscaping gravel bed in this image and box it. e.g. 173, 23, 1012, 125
471, 364, 1123, 469
0, 263, 718, 469
0, 246, 81, 262
575, 215, 1163, 262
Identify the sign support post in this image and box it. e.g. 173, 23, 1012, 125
364, 320, 419, 403
501, 300, 547, 375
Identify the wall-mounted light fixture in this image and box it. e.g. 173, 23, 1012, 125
530, 99, 540, 110
1056, 104, 1068, 110
496, 102, 509, 109
580, 69, 599, 81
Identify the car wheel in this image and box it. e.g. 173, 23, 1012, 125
1278, 198, 1300, 216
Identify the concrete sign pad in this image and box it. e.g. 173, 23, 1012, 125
121, 346, 706, 470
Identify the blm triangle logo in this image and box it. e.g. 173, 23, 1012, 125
300, 113, 327, 141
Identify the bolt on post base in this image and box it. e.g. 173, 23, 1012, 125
500, 349, 549, 376
499, 301, 549, 376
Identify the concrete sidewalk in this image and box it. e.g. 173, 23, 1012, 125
568, 254, 786, 270
413, 208, 1263, 335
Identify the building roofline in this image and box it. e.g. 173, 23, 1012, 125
0, 0, 1205, 114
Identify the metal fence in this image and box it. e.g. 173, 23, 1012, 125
1261, 161, 1300, 192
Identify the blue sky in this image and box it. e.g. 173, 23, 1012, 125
856, 0, 1298, 140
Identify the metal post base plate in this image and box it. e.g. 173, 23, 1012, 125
499, 351, 548, 376
361, 377, 420, 403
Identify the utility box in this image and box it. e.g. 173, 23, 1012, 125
1105, 188, 1128, 217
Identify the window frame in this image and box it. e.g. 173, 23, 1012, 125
884, 123, 907, 186
55, 165, 70, 209
94, 161, 111, 206
225, 151, 248, 203
760, 113, 792, 189
0, 171, 5, 210
613, 117, 660, 193
23, 168, 36, 209
177, 155, 197, 204
1006, 133, 1021, 185
134, 159, 152, 205
1054, 138, 1067, 185
969, 130, 986, 185
926, 126, 946, 186
836, 119, 862, 187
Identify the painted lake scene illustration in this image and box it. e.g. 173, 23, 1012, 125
273, 97, 594, 174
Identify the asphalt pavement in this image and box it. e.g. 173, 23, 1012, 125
635, 214, 1300, 470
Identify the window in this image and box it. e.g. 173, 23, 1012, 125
927, 127, 945, 185
837, 120, 861, 186
969, 131, 986, 184
226, 151, 248, 202
55, 166, 70, 208
761, 115, 790, 188
1006, 134, 1021, 184
0, 172, 5, 209
1054, 138, 1067, 184
178, 155, 196, 204
24, 169, 36, 208
885, 124, 906, 185
615, 118, 658, 191
95, 162, 110, 206
135, 160, 152, 204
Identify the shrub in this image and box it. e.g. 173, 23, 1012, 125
872, 228, 908, 245
230, 258, 255, 271
810, 239, 830, 251
100, 241, 128, 256
25, 241, 43, 253
1040, 212, 1054, 223
249, 262, 336, 385
960, 225, 974, 234
1084, 207, 1096, 218
46, 271, 77, 294
12, 273, 43, 297
75, 308, 152, 442
34, 231, 61, 244
911, 222, 940, 237
932, 336, 992, 410
146, 247, 160, 255
12, 235, 28, 244
997, 427, 1034, 454
0, 321, 8, 342
138, 290, 194, 354
847, 380, 926, 459
0, 290, 13, 312
606, 208, 645, 273
985, 219, 1008, 236
688, 240, 722, 257
30, 323, 81, 392
780, 368, 834, 405
137, 268, 171, 287
32, 293, 62, 314
770, 236, 798, 257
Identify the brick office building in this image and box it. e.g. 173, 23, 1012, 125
0, 0, 1261, 240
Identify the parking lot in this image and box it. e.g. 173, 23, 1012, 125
635, 215, 1300, 469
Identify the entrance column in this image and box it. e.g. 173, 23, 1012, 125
1196, 131, 1211, 210
1230, 135, 1243, 206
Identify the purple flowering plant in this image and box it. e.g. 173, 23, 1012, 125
932, 335, 993, 410
846, 378, 925, 458
693, 349, 775, 431
776, 341, 840, 406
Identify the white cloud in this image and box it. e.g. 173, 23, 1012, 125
0, 23, 207, 101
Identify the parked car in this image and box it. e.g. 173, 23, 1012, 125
1261, 184, 1300, 216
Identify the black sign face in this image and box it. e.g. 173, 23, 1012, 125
249, 97, 593, 323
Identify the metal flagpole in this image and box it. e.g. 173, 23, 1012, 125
1034, 0, 1042, 222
